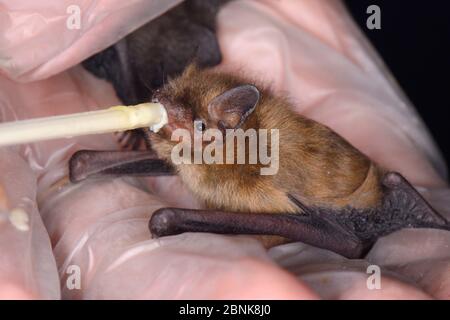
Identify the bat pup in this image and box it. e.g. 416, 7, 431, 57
69, 64, 450, 258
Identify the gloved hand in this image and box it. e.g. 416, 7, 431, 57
0, 0, 448, 299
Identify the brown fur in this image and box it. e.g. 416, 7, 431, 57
146, 65, 384, 215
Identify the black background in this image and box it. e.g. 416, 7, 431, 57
344, 1, 450, 167
0, 300, 440, 317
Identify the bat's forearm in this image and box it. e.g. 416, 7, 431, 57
149, 208, 369, 258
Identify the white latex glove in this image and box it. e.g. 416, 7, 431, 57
0, 0, 448, 299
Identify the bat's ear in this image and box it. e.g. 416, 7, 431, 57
208, 85, 260, 129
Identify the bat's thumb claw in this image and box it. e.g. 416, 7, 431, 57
381, 172, 404, 188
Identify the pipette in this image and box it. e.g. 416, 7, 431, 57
0, 103, 167, 147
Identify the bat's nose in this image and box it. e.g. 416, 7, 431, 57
148, 94, 193, 139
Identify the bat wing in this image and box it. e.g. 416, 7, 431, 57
149, 172, 450, 259
286, 172, 450, 256
69, 150, 174, 183
82, 0, 227, 105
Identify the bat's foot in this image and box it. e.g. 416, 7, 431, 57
331, 172, 450, 243
149, 208, 184, 238
381, 172, 449, 229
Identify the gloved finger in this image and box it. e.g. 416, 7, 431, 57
0, 148, 59, 299
268, 242, 432, 300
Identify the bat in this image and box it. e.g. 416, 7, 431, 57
69, 64, 450, 259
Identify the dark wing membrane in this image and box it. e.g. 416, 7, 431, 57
287, 172, 450, 257
148, 172, 450, 259
82, 0, 229, 105
69, 150, 174, 183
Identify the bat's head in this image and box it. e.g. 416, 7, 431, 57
146, 64, 261, 162
142, 64, 291, 213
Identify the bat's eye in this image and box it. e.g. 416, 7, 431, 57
194, 120, 206, 132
